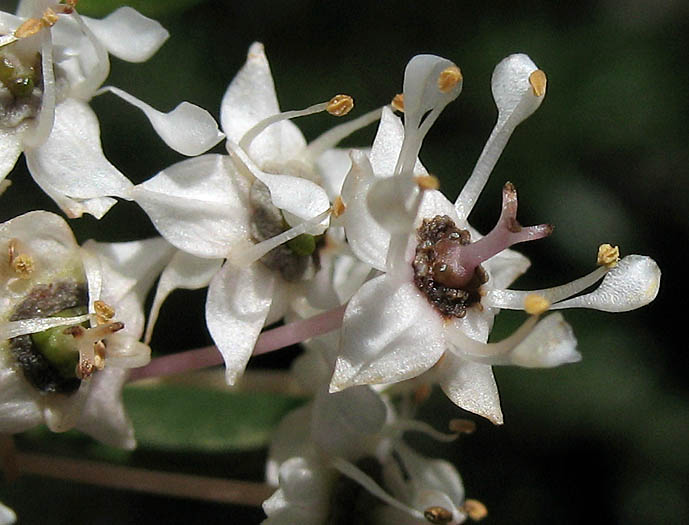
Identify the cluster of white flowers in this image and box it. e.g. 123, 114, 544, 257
0, 2, 660, 523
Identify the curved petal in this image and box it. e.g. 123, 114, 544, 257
330, 274, 445, 392
509, 313, 580, 368
25, 99, 132, 201
311, 385, 387, 460
551, 255, 661, 312
101, 86, 224, 156
132, 154, 251, 259
0, 129, 23, 181
220, 42, 306, 166
341, 150, 389, 271
0, 348, 42, 433
314, 147, 355, 200
206, 262, 275, 385
145, 250, 222, 343
83, 7, 169, 63
436, 351, 503, 425
76, 368, 136, 449
483, 247, 531, 291
369, 107, 426, 177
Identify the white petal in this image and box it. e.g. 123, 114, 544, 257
25, 99, 132, 203
0, 501, 16, 524
311, 385, 387, 460
267, 404, 313, 483
0, 129, 23, 181
330, 275, 445, 391
83, 237, 175, 303
226, 140, 330, 226
492, 54, 545, 127
145, 250, 223, 343
101, 334, 150, 369
132, 154, 251, 259
341, 150, 389, 271
482, 247, 531, 290
101, 86, 224, 156
369, 107, 426, 177
220, 42, 306, 166
551, 255, 661, 312
76, 368, 136, 449
83, 7, 169, 63
43, 380, 90, 432
206, 262, 275, 385
0, 347, 42, 434
314, 147, 354, 200
437, 352, 503, 424
509, 313, 580, 368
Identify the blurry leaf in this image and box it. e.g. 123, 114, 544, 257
76, 0, 206, 17
124, 383, 305, 452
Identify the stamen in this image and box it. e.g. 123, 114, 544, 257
424, 506, 453, 524
14, 18, 44, 39
455, 55, 546, 220
73, 322, 124, 378
414, 383, 431, 404
415, 174, 440, 190
228, 208, 332, 267
523, 294, 550, 315
391, 93, 405, 112
597, 243, 620, 268
386, 419, 459, 443
239, 95, 354, 152
332, 196, 346, 217
437, 66, 463, 93
434, 183, 552, 289
326, 94, 354, 116
484, 265, 609, 310
462, 499, 488, 521
304, 106, 382, 160
330, 457, 424, 520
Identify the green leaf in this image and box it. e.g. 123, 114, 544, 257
123, 383, 305, 452
76, 0, 206, 18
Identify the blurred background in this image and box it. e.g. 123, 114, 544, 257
1, 0, 688, 523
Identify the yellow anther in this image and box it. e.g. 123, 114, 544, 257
424, 506, 453, 524
94, 300, 115, 325
449, 418, 476, 434
326, 94, 354, 117
41, 8, 59, 27
529, 69, 547, 97
415, 174, 440, 190
462, 499, 488, 521
524, 294, 551, 315
94, 341, 106, 370
332, 196, 346, 218
12, 254, 34, 279
14, 18, 43, 39
437, 65, 462, 93
597, 243, 619, 268
391, 93, 405, 112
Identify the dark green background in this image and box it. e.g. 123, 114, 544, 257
1, 0, 687, 523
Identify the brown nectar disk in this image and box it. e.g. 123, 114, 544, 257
413, 215, 486, 319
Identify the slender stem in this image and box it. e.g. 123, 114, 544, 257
128, 304, 346, 382
13, 452, 273, 506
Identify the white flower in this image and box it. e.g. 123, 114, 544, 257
264, 336, 473, 525
0, 1, 222, 218
330, 53, 660, 424
0, 211, 172, 448
132, 43, 379, 385
0, 501, 15, 525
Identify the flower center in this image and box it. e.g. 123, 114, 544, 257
413, 215, 487, 318
249, 180, 321, 282
9, 280, 87, 394
0, 48, 42, 129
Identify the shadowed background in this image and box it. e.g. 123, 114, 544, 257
1, 0, 687, 523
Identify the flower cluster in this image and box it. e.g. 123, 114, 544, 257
0, 2, 660, 523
